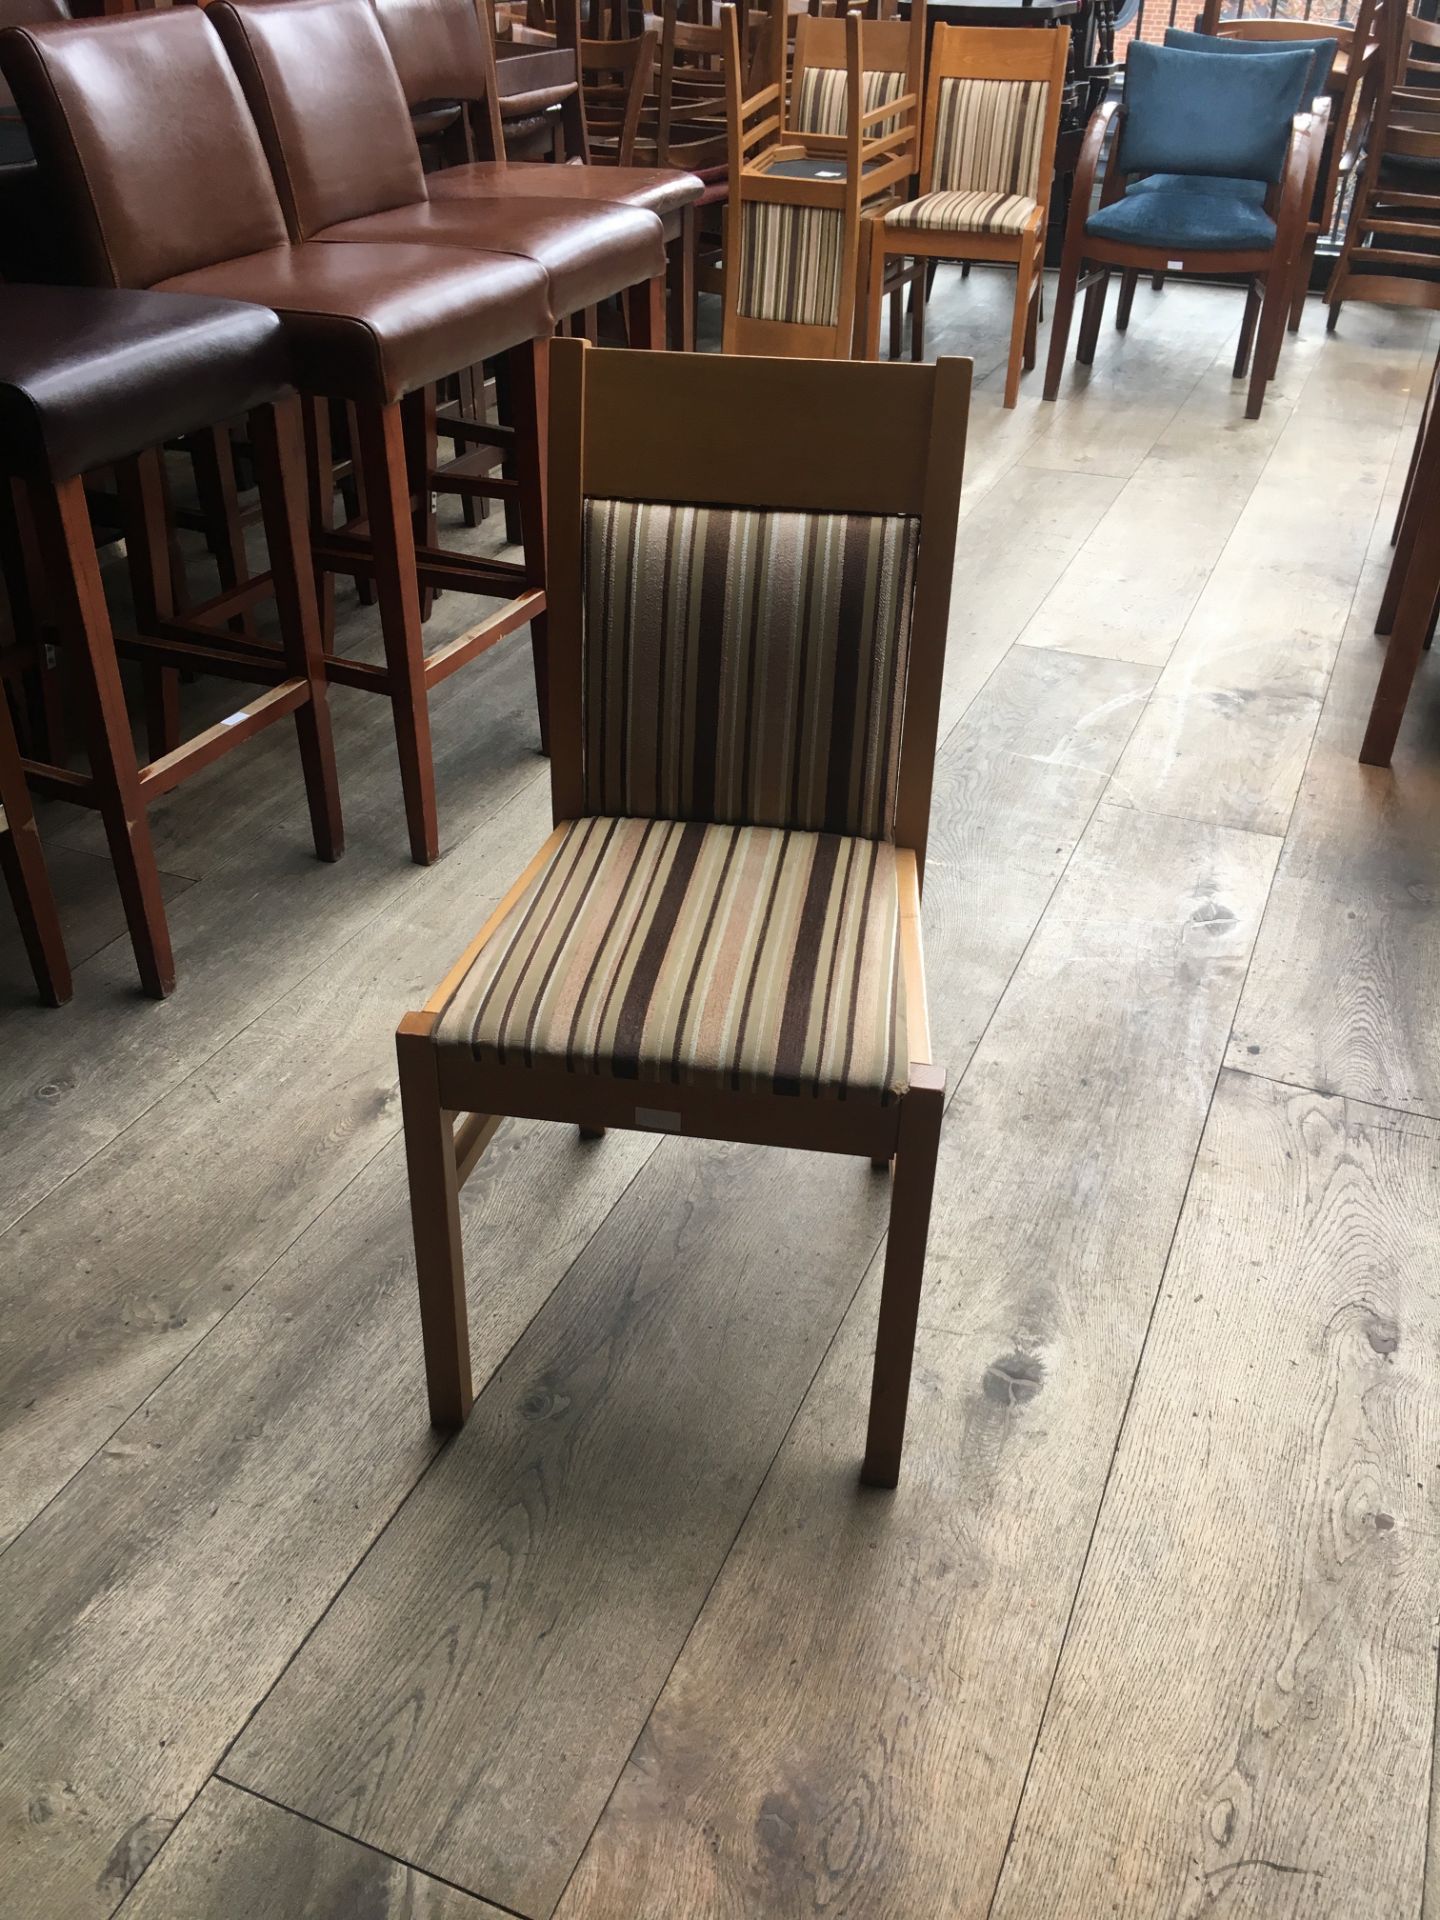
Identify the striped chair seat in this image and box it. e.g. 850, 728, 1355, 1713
885, 188, 1040, 235
435, 815, 908, 1103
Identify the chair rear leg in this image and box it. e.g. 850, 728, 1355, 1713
624, 275, 666, 350
1288, 230, 1317, 333
862, 1064, 945, 1489
0, 686, 70, 1005
1116, 268, 1137, 332
1076, 270, 1109, 366
1043, 236, 1087, 401
1233, 280, 1261, 380
505, 339, 551, 756
354, 400, 440, 865
1247, 271, 1290, 420
250, 396, 344, 863
396, 1017, 474, 1428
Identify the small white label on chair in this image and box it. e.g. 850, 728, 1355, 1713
1167, 260, 1183, 270
635, 1107, 682, 1134
220, 712, 247, 728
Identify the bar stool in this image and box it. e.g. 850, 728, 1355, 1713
0, 7, 556, 868
0, 283, 342, 999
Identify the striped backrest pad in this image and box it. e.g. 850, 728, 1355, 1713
582, 499, 920, 840
793, 65, 905, 136
931, 76, 1048, 197
737, 202, 845, 328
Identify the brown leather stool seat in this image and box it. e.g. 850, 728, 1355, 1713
149, 241, 551, 406
0, 283, 292, 480
429, 159, 704, 223
306, 197, 664, 320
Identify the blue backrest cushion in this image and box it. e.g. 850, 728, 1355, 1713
1119, 39, 1313, 184
1163, 26, 1338, 101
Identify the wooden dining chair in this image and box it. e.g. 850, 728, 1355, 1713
1326, 9, 1440, 330
722, 2, 920, 356
863, 23, 1066, 403
396, 339, 971, 1489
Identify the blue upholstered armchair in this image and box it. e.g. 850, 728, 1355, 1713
1042, 39, 1316, 420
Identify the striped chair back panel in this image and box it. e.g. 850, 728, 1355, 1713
793, 64, 905, 136
736, 201, 846, 326
931, 76, 1048, 198
582, 499, 920, 840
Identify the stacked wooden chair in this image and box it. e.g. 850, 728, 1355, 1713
397, 339, 971, 1489
1361, 340, 1440, 764
722, 0, 923, 356
863, 23, 1067, 404
1044, 38, 1317, 420
1327, 9, 1440, 328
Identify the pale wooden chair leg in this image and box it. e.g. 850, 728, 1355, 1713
354, 400, 440, 866
397, 1016, 475, 1429
864, 224, 888, 361
861, 1062, 945, 1489
1003, 251, 1034, 409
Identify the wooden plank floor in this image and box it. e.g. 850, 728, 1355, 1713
2, 273, 1438, 1920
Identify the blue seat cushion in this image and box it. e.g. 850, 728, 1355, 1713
1085, 183, 1278, 252
1163, 26, 1338, 100
1120, 40, 1313, 184
1132, 172, 1268, 204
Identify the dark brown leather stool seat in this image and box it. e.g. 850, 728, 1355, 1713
429, 159, 704, 223
150, 241, 551, 406
0, 283, 291, 480
308, 196, 664, 319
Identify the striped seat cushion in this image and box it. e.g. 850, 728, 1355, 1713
794, 65, 906, 137
930, 76, 1048, 199
434, 815, 908, 1103
737, 201, 846, 326
583, 499, 919, 839
884, 188, 1040, 234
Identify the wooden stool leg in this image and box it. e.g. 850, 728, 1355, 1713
505, 340, 551, 756
120, 450, 182, 762
402, 386, 439, 623
397, 1017, 474, 1428
32, 474, 174, 997
249, 396, 345, 864
624, 274, 666, 350
0, 686, 70, 1005
302, 398, 338, 652
861, 1064, 945, 1489
669, 208, 696, 352
190, 422, 256, 638
354, 400, 440, 866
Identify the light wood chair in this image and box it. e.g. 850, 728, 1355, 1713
721, 2, 921, 356
863, 24, 1067, 404
396, 339, 971, 1489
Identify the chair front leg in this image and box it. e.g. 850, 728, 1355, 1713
861, 1062, 945, 1489
1076, 269, 1110, 366
397, 1015, 474, 1428
1115, 267, 1138, 332
31, 472, 175, 998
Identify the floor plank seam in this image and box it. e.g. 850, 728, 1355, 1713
1221, 1058, 1440, 1130
982, 1052, 1233, 1919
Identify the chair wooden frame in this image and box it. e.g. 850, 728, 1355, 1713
1361, 338, 1440, 764
721, 3, 922, 356
396, 339, 971, 1489
1043, 93, 1315, 421
863, 24, 1067, 406
1326, 9, 1440, 327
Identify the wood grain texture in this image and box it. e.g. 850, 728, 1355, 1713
1227, 557, 1440, 1118
0, 776, 567, 1547
0, 549, 542, 1236
991, 1069, 1440, 1920
115, 1782, 508, 1919
555, 803, 1277, 1919
0, 1099, 651, 1920
1107, 333, 1421, 835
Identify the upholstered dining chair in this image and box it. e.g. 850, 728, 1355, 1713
396, 341, 971, 1489
1044, 39, 1315, 421
863, 23, 1067, 405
